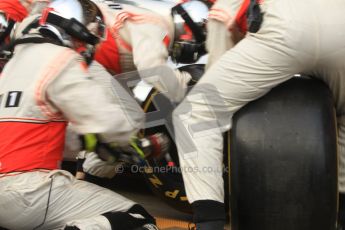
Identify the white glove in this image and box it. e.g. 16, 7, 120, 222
82, 152, 125, 179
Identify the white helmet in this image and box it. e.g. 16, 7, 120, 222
50, 0, 85, 23
171, 0, 210, 64
40, 0, 105, 47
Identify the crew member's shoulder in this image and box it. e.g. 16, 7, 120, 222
41, 45, 88, 72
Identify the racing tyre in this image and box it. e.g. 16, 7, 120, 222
230, 77, 338, 230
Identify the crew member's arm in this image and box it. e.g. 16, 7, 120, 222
127, 22, 191, 103
206, 0, 244, 69
47, 53, 142, 145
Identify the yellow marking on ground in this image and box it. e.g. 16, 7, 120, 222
156, 217, 231, 230
155, 217, 191, 230
180, 196, 188, 201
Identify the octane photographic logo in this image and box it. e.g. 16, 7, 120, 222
114, 65, 231, 160
130, 164, 230, 174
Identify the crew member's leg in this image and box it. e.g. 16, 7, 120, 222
173, 0, 316, 228
0, 170, 155, 230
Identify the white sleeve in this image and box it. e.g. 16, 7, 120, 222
127, 22, 191, 102
206, 0, 245, 69
46, 56, 141, 145
82, 152, 120, 179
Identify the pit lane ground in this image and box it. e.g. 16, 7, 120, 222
80, 167, 231, 230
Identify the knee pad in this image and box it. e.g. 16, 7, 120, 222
103, 204, 155, 230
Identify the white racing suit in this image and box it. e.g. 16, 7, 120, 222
10, 2, 185, 178
15, 0, 191, 98
206, 0, 243, 69
70, 2, 192, 178
173, 0, 345, 222
206, 0, 272, 69
68, 61, 145, 179
94, 2, 191, 103
0, 40, 153, 229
